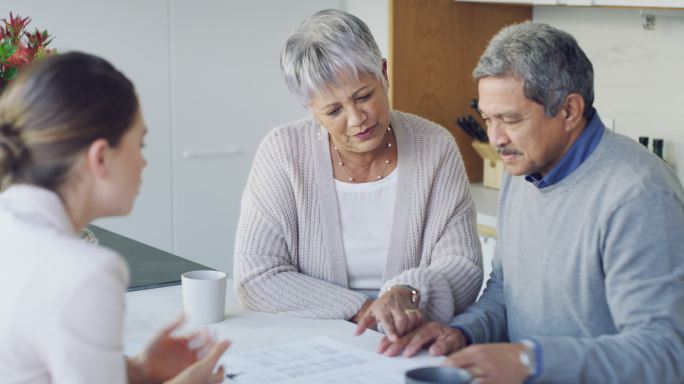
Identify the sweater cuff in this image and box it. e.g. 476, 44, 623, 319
533, 337, 577, 383
381, 271, 455, 324
521, 338, 543, 383
451, 324, 475, 346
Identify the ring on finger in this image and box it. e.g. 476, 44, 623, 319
404, 308, 420, 315
469, 366, 485, 377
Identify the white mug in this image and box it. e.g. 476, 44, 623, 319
181, 270, 227, 323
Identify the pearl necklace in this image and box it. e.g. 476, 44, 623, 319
333, 126, 392, 182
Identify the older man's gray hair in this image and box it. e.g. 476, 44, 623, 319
280, 9, 384, 105
474, 22, 594, 119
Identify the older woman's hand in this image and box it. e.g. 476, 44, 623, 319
353, 286, 423, 341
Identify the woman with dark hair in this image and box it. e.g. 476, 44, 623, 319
0, 52, 229, 384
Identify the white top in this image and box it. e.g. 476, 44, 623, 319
0, 185, 129, 384
335, 167, 399, 292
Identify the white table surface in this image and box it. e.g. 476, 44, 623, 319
123, 282, 443, 372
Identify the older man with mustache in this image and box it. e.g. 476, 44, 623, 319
378, 22, 684, 384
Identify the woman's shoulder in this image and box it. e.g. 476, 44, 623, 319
247, 117, 320, 189
49, 240, 129, 313
250, 117, 320, 166
1, 223, 129, 305
260, 116, 317, 149
55, 234, 128, 284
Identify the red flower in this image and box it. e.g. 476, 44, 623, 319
6, 44, 31, 66
26, 29, 53, 50
3, 12, 31, 45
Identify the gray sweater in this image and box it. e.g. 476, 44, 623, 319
234, 111, 483, 322
452, 128, 684, 383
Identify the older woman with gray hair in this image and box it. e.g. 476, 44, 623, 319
233, 9, 482, 340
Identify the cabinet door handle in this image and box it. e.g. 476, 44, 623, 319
181, 146, 242, 159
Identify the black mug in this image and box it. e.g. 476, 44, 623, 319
405, 366, 472, 384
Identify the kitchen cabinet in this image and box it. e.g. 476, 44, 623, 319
595, 0, 684, 7
390, 0, 531, 182
455, 0, 684, 8
455, 0, 543, 4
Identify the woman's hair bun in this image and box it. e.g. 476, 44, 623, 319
0, 121, 26, 176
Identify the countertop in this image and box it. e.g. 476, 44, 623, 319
470, 183, 499, 238
89, 225, 210, 291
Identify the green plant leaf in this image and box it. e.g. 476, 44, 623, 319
4, 66, 17, 81
0, 39, 18, 62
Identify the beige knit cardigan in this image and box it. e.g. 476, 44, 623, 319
233, 111, 483, 323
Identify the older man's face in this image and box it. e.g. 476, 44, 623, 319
478, 76, 572, 177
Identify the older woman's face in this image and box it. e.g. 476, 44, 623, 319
309, 71, 390, 155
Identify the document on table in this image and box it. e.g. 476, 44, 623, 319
221, 336, 439, 384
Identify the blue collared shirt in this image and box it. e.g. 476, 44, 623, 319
525, 109, 604, 188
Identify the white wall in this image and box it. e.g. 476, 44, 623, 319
342, 0, 390, 57
1, 0, 175, 251
169, 0, 339, 273
0, 1, 392, 274
170, 1, 387, 273
534, 6, 684, 182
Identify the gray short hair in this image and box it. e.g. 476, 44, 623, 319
280, 9, 384, 105
473, 22, 594, 119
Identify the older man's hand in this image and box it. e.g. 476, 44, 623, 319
443, 343, 531, 384
376, 321, 467, 357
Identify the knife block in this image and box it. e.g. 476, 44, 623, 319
471, 141, 503, 190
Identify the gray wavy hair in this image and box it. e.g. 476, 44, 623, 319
280, 9, 384, 105
473, 22, 594, 119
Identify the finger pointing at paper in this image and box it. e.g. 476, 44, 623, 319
354, 285, 423, 341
